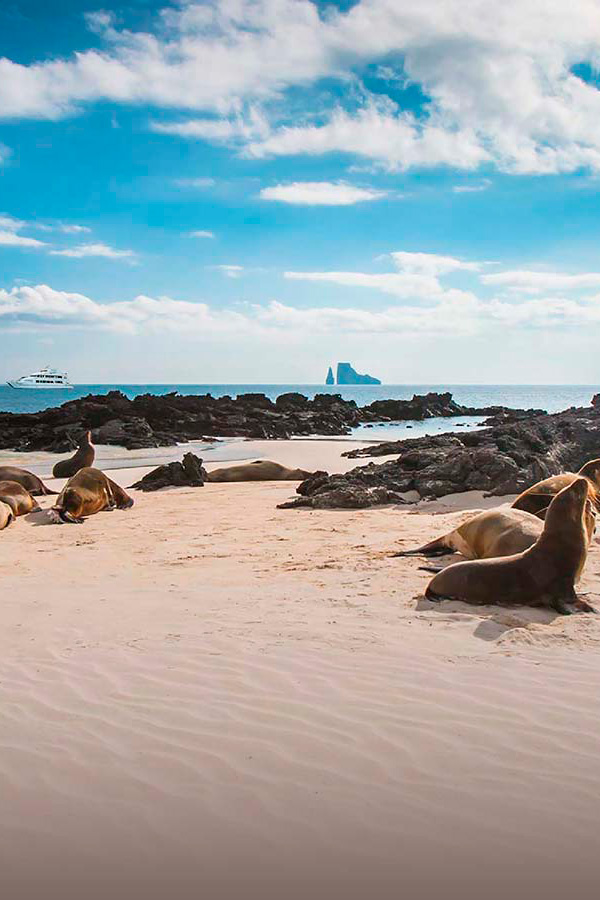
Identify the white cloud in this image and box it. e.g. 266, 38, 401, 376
259, 181, 386, 205
49, 242, 137, 261
153, 108, 269, 143
481, 269, 600, 294
3, 280, 600, 341
211, 264, 244, 278
247, 102, 490, 172
0, 143, 11, 165
389, 251, 481, 275
175, 177, 216, 189
1, 1, 600, 173
285, 250, 481, 300
189, 230, 215, 239
59, 224, 91, 234
0, 215, 24, 230
452, 181, 491, 193
0, 231, 47, 248
0, 214, 47, 248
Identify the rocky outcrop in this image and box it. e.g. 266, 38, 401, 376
281, 402, 600, 509
129, 452, 208, 491
0, 389, 539, 453
325, 367, 334, 385
359, 392, 544, 426
336, 362, 381, 385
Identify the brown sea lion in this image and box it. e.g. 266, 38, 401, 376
512, 458, 600, 515
51, 467, 134, 524
52, 431, 95, 478
207, 460, 313, 483
0, 466, 57, 496
0, 480, 41, 516
425, 478, 596, 615
395, 507, 545, 560
0, 500, 15, 530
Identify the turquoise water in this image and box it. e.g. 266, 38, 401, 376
0, 383, 597, 416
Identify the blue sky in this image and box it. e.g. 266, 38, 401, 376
1, 0, 600, 383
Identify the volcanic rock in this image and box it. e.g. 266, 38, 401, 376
129, 453, 208, 491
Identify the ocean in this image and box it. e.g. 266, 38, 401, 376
0, 383, 597, 416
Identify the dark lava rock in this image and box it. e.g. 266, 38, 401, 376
282, 400, 600, 509
0, 389, 541, 453
129, 452, 208, 491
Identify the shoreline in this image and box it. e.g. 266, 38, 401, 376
0, 437, 387, 481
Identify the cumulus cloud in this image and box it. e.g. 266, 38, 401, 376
247, 102, 490, 172
3, 280, 600, 340
1, 1, 600, 173
49, 242, 137, 261
259, 181, 386, 205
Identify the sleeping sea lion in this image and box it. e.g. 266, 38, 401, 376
51, 467, 134, 524
425, 478, 596, 615
0, 466, 57, 496
395, 507, 545, 560
207, 460, 313, 482
512, 458, 600, 515
0, 480, 41, 516
0, 501, 15, 530
52, 430, 95, 478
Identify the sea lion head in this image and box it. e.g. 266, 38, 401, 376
541, 477, 590, 581
578, 457, 600, 485
51, 487, 85, 524
543, 476, 588, 530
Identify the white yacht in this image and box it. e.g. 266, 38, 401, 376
7, 366, 74, 390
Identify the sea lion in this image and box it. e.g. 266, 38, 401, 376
207, 460, 312, 483
52, 431, 95, 479
51, 467, 134, 524
0, 501, 15, 530
0, 480, 41, 516
395, 507, 545, 560
512, 458, 600, 515
425, 478, 596, 615
0, 466, 57, 496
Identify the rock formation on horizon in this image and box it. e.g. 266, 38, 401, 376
325, 366, 334, 385
336, 362, 381, 385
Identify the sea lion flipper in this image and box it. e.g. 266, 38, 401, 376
549, 595, 575, 616
392, 537, 455, 558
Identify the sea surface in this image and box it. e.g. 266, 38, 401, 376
0, 383, 596, 416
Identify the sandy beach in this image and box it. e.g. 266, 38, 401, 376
2, 439, 600, 899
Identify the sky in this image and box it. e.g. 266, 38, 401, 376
1, 0, 600, 384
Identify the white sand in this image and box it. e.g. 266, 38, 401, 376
1, 441, 600, 899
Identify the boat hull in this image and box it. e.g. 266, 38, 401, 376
7, 382, 73, 390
